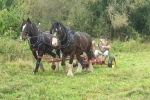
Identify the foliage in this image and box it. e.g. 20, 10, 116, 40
93, 35, 150, 54
33, 0, 150, 39
0, 37, 32, 62
1, 37, 150, 64
110, 35, 150, 52
29, 0, 71, 31
1, 0, 150, 40
0, 0, 31, 39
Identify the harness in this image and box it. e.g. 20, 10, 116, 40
58, 28, 88, 52
58, 28, 74, 49
28, 29, 47, 48
57, 26, 93, 58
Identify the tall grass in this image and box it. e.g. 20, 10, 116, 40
93, 37, 150, 53
110, 39, 150, 52
1, 37, 150, 66
0, 37, 33, 62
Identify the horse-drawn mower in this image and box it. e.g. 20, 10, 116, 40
43, 40, 116, 68
73, 55, 116, 68
44, 55, 116, 69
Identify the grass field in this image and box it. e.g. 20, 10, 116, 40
0, 51, 150, 100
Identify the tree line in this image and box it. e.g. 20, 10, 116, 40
0, 0, 150, 41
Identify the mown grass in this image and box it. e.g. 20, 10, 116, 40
1, 51, 150, 100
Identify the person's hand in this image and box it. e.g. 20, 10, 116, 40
92, 41, 97, 46
102, 46, 105, 48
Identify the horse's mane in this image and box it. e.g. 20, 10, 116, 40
20, 20, 27, 30
20, 19, 37, 31
50, 22, 68, 33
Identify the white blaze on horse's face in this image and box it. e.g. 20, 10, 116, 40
22, 24, 26, 32
52, 32, 59, 47
20, 24, 27, 41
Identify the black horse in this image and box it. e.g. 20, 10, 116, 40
50, 22, 94, 76
20, 18, 60, 74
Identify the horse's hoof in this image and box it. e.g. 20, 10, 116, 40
33, 71, 37, 74
55, 67, 59, 71
67, 70, 74, 76
63, 66, 68, 73
74, 70, 82, 74
51, 64, 56, 70
87, 68, 94, 72
67, 73, 74, 76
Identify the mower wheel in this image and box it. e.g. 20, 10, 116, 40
108, 56, 116, 68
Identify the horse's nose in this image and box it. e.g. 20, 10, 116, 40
20, 34, 26, 41
52, 42, 58, 47
20, 35, 22, 40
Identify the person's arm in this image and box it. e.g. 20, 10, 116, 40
102, 41, 110, 49
102, 45, 110, 49
92, 41, 97, 46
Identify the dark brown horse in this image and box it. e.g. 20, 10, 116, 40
50, 22, 94, 76
20, 18, 60, 74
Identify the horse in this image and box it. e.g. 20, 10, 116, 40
20, 18, 60, 74
49, 22, 94, 76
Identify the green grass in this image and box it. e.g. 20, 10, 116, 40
1, 51, 150, 100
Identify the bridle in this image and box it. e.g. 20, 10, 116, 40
53, 24, 76, 49
52, 25, 67, 43
22, 22, 45, 48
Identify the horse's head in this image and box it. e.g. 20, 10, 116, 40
20, 18, 33, 41
50, 22, 67, 47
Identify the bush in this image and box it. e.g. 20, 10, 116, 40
110, 38, 150, 53
0, 37, 32, 62
93, 36, 150, 53
0, 9, 21, 39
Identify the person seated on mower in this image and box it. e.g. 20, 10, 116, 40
94, 35, 110, 63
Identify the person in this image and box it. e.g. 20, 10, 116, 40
94, 35, 110, 63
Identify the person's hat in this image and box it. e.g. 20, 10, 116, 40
100, 35, 105, 39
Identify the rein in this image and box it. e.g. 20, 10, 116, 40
27, 28, 51, 48
58, 27, 87, 52
27, 35, 43, 48
58, 28, 73, 49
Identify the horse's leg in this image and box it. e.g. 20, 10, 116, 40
56, 49, 61, 58
75, 55, 82, 73
33, 58, 41, 74
49, 52, 59, 71
33, 50, 44, 74
86, 51, 94, 72
61, 54, 68, 73
32, 50, 45, 72
67, 53, 75, 76
55, 49, 60, 71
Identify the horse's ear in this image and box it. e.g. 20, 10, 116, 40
27, 18, 31, 23
50, 29, 52, 34
56, 22, 59, 25
49, 22, 52, 34
49, 22, 55, 34
58, 22, 62, 30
